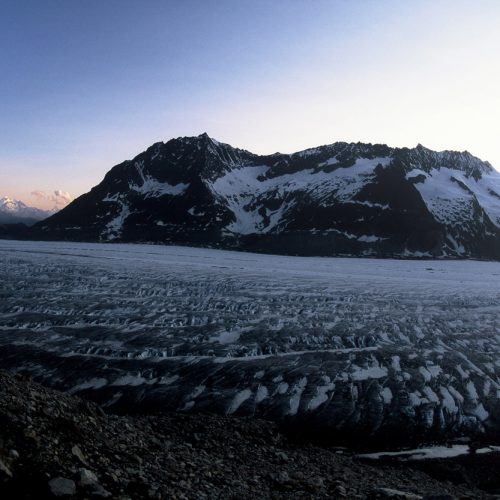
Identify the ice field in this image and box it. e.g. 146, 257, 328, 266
1, 240, 499, 446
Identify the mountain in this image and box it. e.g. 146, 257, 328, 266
0, 196, 54, 226
32, 134, 500, 259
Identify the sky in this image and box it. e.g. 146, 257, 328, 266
1, 0, 500, 209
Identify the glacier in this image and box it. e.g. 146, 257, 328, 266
0, 240, 499, 448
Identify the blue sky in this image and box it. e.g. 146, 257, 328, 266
1, 0, 499, 208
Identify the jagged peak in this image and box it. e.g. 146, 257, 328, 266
167, 133, 224, 151
111, 135, 496, 184
406, 144, 493, 176
1, 196, 27, 209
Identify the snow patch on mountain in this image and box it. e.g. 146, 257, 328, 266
130, 178, 189, 198
210, 157, 391, 235
473, 171, 500, 227
129, 159, 189, 198
102, 200, 131, 240
410, 167, 500, 227
410, 168, 475, 225
358, 234, 387, 243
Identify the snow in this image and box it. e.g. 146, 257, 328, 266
408, 166, 500, 228
319, 156, 339, 167
288, 377, 308, 415
68, 378, 107, 394
103, 193, 120, 202
188, 207, 204, 216
111, 374, 157, 386
406, 169, 427, 180
446, 233, 465, 255
102, 200, 130, 240
419, 367, 432, 382
359, 445, 500, 461
448, 386, 465, 403
307, 377, 335, 411
391, 356, 401, 371
466, 380, 479, 400
350, 365, 388, 381
410, 168, 474, 225
227, 388, 252, 414
296, 147, 322, 158
129, 178, 188, 198
474, 403, 489, 421
129, 159, 189, 198
439, 387, 458, 413
422, 386, 439, 403
0, 196, 52, 221
276, 382, 289, 395
186, 385, 205, 401
357, 234, 386, 243
409, 392, 424, 406
381, 387, 393, 404
209, 157, 391, 234
255, 385, 268, 403
210, 330, 241, 345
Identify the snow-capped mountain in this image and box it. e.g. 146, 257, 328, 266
0, 196, 54, 226
33, 134, 500, 259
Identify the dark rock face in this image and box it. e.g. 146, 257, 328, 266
31, 135, 500, 259
0, 223, 30, 239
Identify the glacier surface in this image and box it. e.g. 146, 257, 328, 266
1, 240, 499, 446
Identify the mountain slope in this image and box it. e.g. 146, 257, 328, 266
32, 134, 500, 259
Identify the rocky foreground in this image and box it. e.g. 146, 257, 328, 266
0, 370, 499, 500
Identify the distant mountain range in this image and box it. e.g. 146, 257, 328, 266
0, 196, 55, 226
23, 134, 500, 259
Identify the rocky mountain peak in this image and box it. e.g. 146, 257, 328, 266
29, 136, 500, 259
404, 144, 493, 178
1, 196, 26, 211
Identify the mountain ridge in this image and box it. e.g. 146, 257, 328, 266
30, 134, 500, 259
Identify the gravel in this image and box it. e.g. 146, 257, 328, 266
0, 369, 497, 499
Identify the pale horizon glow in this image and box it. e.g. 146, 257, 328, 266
1, 0, 500, 209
